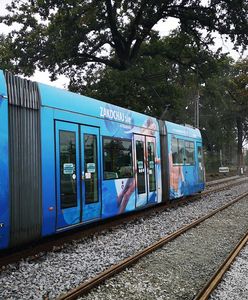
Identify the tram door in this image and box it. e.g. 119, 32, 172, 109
80, 125, 101, 222
56, 121, 81, 228
134, 135, 156, 207
56, 121, 101, 229
196, 142, 204, 183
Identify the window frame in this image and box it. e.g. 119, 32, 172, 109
83, 133, 99, 204
171, 137, 184, 165
147, 141, 156, 192
103, 136, 134, 180
184, 140, 195, 166
171, 136, 195, 166
59, 129, 78, 209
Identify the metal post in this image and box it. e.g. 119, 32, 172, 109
193, 65, 200, 128
194, 89, 200, 128
196, 88, 200, 128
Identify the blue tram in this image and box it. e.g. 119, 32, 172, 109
0, 70, 205, 250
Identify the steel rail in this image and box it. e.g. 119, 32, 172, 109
58, 191, 248, 300
196, 177, 247, 197
206, 175, 241, 187
204, 177, 246, 193
194, 229, 248, 300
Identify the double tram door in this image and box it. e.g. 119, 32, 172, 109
56, 121, 101, 229
134, 135, 156, 208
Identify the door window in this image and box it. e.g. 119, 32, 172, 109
59, 130, 77, 209
136, 140, 146, 194
84, 134, 98, 204
148, 142, 156, 192
198, 145, 204, 182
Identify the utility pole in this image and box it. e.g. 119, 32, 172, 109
194, 88, 200, 128
194, 66, 200, 128
160, 104, 170, 120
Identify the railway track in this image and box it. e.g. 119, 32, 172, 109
58, 190, 248, 300
0, 176, 246, 268
206, 175, 240, 187
195, 229, 248, 300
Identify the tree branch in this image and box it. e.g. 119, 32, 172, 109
105, 0, 126, 55
126, 0, 149, 48
75, 53, 121, 69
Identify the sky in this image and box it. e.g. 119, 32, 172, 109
0, 0, 247, 89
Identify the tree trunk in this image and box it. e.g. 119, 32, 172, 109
236, 116, 244, 174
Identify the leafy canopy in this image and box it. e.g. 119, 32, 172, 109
73, 32, 231, 123
0, 35, 17, 72
1, 0, 248, 78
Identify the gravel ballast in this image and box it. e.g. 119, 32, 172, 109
205, 176, 246, 192
206, 175, 240, 187
81, 195, 248, 300
0, 180, 248, 299
210, 244, 248, 300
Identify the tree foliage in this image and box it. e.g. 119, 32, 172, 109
73, 32, 248, 170
71, 32, 230, 123
0, 35, 17, 72
1, 0, 248, 78
199, 57, 248, 170
228, 58, 248, 169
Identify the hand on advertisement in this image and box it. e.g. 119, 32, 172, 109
117, 178, 136, 213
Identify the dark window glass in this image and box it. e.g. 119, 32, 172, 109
185, 141, 195, 165
103, 138, 133, 179
198, 146, 202, 163
172, 137, 178, 163
148, 142, 156, 192
198, 146, 204, 181
172, 137, 184, 164
178, 139, 184, 163
136, 140, 146, 194
59, 130, 77, 209
84, 134, 98, 204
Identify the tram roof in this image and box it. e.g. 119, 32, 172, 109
165, 121, 201, 139
39, 82, 159, 130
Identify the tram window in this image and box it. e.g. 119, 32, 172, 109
172, 137, 184, 164
103, 138, 133, 180
148, 142, 156, 192
84, 134, 98, 204
136, 140, 146, 194
198, 146, 203, 163
59, 130, 77, 209
185, 141, 195, 165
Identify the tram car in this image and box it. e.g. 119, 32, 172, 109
0, 70, 205, 250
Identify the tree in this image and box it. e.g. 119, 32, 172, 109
0, 35, 17, 72
199, 58, 237, 171
70, 32, 231, 124
1, 0, 248, 79
199, 57, 248, 173
228, 58, 248, 172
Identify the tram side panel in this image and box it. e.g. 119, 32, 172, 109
165, 121, 205, 199
40, 106, 57, 237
